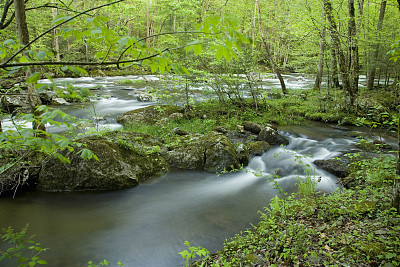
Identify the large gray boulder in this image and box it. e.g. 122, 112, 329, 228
38, 135, 169, 192
314, 158, 350, 178
164, 145, 205, 170
242, 121, 263, 134
39, 90, 57, 104
164, 132, 241, 172
236, 143, 249, 166
1, 92, 30, 113
258, 125, 289, 146
51, 97, 70, 105
137, 93, 153, 102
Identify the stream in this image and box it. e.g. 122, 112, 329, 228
0, 74, 393, 267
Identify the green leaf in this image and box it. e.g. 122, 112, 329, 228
179, 250, 191, 259
194, 44, 202, 56
20, 56, 30, 63
223, 47, 232, 62
118, 37, 129, 47
36, 51, 47, 60
94, 51, 106, 59
62, 28, 73, 38
73, 30, 85, 40
94, 16, 110, 23
69, 66, 88, 75
205, 16, 220, 26
4, 39, 17, 46
79, 148, 97, 160
37, 260, 47, 264
52, 15, 72, 25
149, 63, 156, 73
45, 74, 54, 83
36, 105, 49, 112
0, 50, 6, 59
216, 46, 224, 61
91, 29, 102, 35
26, 72, 41, 84
55, 153, 70, 164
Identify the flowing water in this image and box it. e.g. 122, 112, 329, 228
0, 75, 392, 267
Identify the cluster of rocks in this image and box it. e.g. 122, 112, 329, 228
0, 90, 71, 114
3, 106, 290, 193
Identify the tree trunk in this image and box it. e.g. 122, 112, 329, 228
348, 0, 359, 108
394, 109, 400, 212
14, 0, 45, 134
252, 0, 257, 54
329, 43, 340, 88
314, 6, 326, 91
323, 0, 353, 109
393, 0, 400, 214
146, 1, 152, 47
256, 0, 287, 94
367, 0, 386, 89
52, 0, 60, 61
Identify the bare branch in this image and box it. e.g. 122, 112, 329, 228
0, 52, 166, 69
117, 31, 214, 62
0, 0, 13, 29
0, 41, 210, 70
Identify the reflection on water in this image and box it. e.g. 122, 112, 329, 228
0, 171, 278, 267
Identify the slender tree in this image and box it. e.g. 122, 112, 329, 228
348, 0, 359, 108
256, 0, 287, 94
329, 40, 341, 88
314, 6, 326, 91
393, 0, 400, 213
323, 0, 354, 109
367, 0, 387, 89
52, 0, 60, 61
13, 0, 45, 133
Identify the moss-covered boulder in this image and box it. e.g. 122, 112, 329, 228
204, 133, 241, 172
242, 121, 263, 134
116, 105, 184, 125
249, 141, 270, 156
258, 125, 289, 146
38, 135, 169, 192
164, 145, 205, 170
314, 158, 350, 178
164, 132, 241, 172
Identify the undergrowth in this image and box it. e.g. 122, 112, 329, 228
192, 153, 400, 267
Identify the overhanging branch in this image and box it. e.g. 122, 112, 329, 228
0, 41, 210, 69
